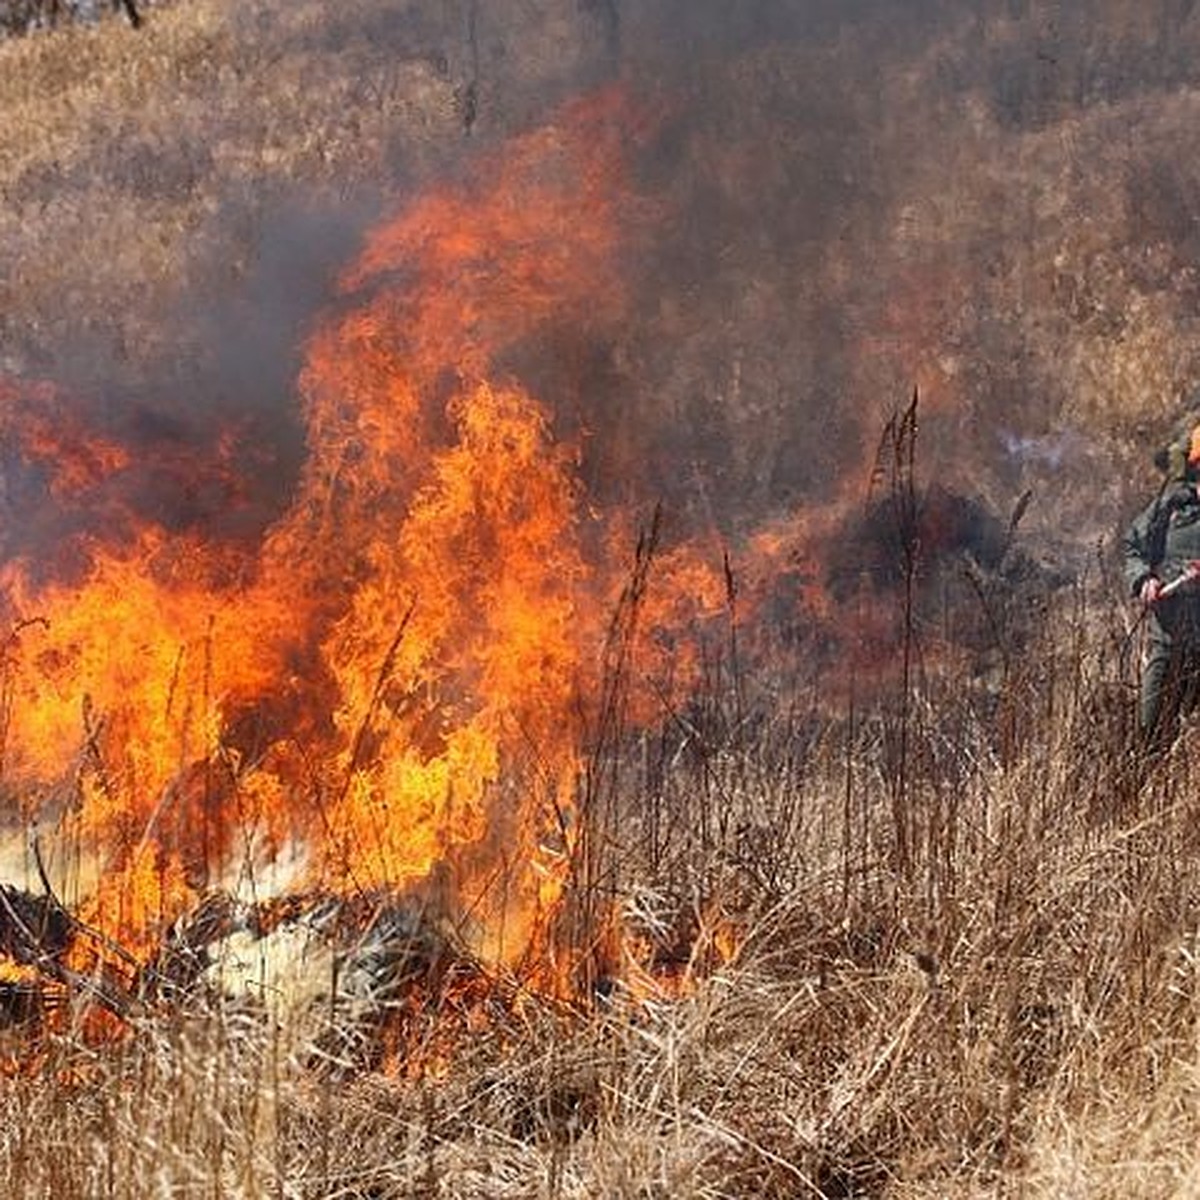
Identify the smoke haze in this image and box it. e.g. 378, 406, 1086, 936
4, 0, 1200, 591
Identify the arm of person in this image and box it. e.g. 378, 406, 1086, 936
1122, 493, 1170, 602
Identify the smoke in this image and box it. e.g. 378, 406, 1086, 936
7, 0, 1200, 601
8, 0, 1200, 957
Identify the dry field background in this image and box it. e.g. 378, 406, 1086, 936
5, 1, 1200, 1196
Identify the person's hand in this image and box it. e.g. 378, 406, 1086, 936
1140, 575, 1163, 606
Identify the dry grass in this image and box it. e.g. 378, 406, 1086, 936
0, 0, 464, 375
6, 2, 1200, 1196
2, 611, 1200, 1198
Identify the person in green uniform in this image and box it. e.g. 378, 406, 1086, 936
1123, 419, 1200, 746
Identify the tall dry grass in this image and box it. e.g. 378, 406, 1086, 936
5, 2, 1200, 1196
2, 587, 1199, 1198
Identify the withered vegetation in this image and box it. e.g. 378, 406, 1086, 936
5, 1, 1200, 1197
4, 595, 1200, 1199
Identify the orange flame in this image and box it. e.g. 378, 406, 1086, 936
0, 90, 660, 977
0, 84, 861, 1001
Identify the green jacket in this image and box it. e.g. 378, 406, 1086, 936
1123, 481, 1200, 598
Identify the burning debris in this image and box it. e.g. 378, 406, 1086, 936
163, 890, 497, 1077
0, 867, 510, 1079
0, 883, 71, 968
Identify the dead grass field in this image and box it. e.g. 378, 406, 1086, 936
5, 2, 1200, 1197
5, 623, 1200, 1198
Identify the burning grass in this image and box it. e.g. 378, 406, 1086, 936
8, 1, 1200, 1195
1, 604, 1200, 1198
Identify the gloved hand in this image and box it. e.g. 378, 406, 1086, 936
1140, 575, 1163, 606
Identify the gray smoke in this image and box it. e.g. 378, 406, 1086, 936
5, 0, 1200, 577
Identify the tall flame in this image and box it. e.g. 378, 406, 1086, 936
0, 85, 839, 980
0, 90, 659, 972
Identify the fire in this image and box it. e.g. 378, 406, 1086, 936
0, 82, 883, 1013
0, 89, 661, 983
319, 379, 587, 929
0, 376, 130, 505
